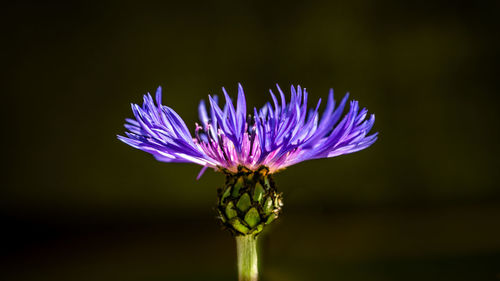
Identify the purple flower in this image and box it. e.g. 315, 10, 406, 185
118, 84, 378, 178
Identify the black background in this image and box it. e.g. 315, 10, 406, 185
3, 1, 500, 280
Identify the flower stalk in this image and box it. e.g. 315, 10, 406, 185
236, 235, 259, 281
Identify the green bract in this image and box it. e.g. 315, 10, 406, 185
217, 166, 283, 236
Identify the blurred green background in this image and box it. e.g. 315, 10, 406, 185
3, 1, 500, 280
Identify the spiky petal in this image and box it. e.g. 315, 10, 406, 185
118, 84, 378, 176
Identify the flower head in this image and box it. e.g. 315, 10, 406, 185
118, 84, 377, 178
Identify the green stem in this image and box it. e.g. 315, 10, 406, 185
235, 235, 259, 281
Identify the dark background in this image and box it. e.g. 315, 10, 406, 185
3, 1, 500, 280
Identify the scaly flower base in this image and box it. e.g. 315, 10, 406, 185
217, 166, 282, 236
